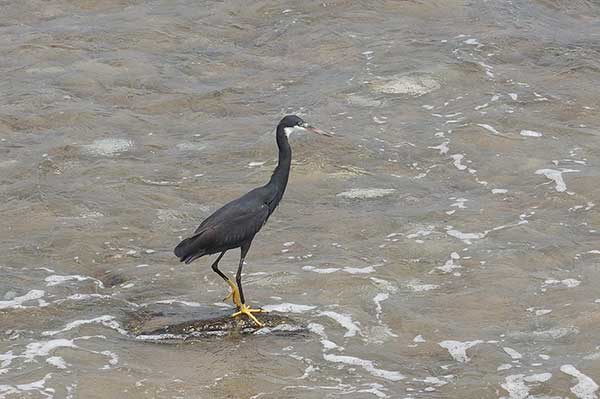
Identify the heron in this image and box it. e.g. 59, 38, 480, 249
174, 115, 331, 327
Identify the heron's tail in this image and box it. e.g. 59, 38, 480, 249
174, 231, 208, 264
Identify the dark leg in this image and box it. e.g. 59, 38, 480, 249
235, 242, 251, 304
211, 251, 241, 307
231, 240, 265, 327
210, 251, 227, 280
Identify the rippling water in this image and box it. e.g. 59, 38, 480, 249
2, 0, 600, 398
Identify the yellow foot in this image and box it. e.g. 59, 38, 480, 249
231, 304, 267, 327
223, 280, 242, 308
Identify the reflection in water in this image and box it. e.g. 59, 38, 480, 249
1, 0, 600, 397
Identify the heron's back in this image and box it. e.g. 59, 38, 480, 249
174, 187, 273, 263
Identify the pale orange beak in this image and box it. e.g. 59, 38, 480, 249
305, 125, 334, 137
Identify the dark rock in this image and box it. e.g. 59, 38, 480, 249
126, 306, 305, 343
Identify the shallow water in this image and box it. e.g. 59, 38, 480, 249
1, 0, 600, 398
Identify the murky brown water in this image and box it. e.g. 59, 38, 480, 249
2, 0, 600, 397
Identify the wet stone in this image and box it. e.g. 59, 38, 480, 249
126, 308, 304, 342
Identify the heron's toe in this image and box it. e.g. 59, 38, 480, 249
232, 304, 264, 327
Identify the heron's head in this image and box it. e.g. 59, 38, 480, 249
278, 114, 332, 138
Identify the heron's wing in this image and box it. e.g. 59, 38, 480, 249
195, 187, 269, 233
175, 199, 269, 261
209, 201, 270, 248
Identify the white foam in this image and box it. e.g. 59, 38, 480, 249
492, 188, 508, 194
535, 168, 579, 192
323, 353, 405, 381
562, 278, 581, 288
477, 123, 502, 135
439, 340, 483, 362
46, 356, 68, 369
544, 278, 580, 288
65, 293, 112, 302
560, 365, 598, 399
450, 154, 467, 170
523, 373, 552, 382
406, 226, 435, 240
373, 293, 388, 321
100, 350, 119, 369
248, 161, 266, 167
0, 373, 53, 398
413, 335, 426, 343
307, 322, 341, 350
416, 376, 448, 387
436, 252, 461, 273
140, 178, 179, 186
136, 333, 188, 341
405, 281, 439, 292
500, 373, 552, 399
0, 290, 45, 309
302, 266, 340, 274
24, 339, 77, 360
337, 188, 395, 199
446, 229, 485, 244
450, 198, 468, 209
153, 299, 203, 307
254, 324, 304, 335
263, 303, 316, 313
335, 266, 373, 274
42, 315, 127, 336
503, 347, 523, 360
520, 130, 543, 137
428, 142, 449, 155
370, 277, 398, 293
45, 274, 103, 288
318, 311, 361, 337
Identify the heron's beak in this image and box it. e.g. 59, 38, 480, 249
305, 125, 334, 137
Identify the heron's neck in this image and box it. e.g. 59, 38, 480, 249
268, 126, 292, 196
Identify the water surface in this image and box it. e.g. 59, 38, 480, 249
1, 0, 600, 398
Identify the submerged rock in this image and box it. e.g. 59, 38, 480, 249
371, 75, 440, 96
337, 188, 396, 200
127, 307, 304, 342
80, 138, 134, 156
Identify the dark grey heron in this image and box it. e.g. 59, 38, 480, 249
174, 115, 331, 326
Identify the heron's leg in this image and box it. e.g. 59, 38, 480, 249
230, 241, 266, 327
210, 251, 241, 307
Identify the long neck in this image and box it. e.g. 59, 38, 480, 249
267, 125, 292, 204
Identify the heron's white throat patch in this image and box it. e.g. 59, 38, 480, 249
284, 126, 306, 138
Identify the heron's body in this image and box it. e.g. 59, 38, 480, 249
174, 115, 326, 326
